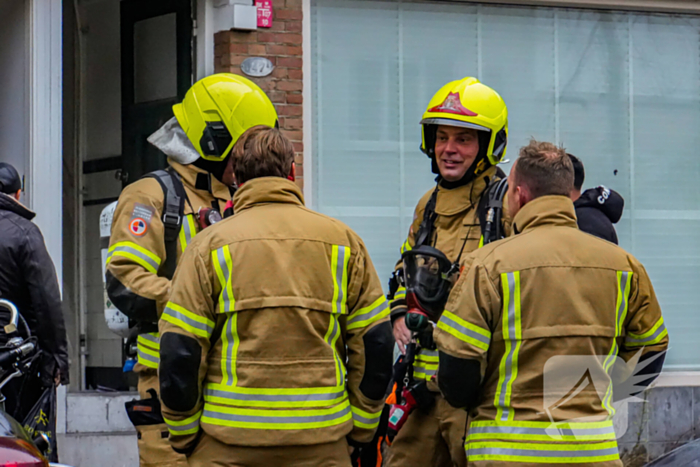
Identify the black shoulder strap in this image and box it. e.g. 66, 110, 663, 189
414, 184, 440, 248
477, 175, 509, 245
144, 168, 186, 280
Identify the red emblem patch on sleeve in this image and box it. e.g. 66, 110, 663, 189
129, 218, 148, 236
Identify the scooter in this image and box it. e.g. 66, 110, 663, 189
0, 299, 73, 467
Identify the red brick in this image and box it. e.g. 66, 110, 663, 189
295, 164, 304, 177
272, 67, 288, 79
258, 32, 276, 43
285, 130, 303, 141
214, 32, 230, 45
214, 63, 226, 74
277, 33, 302, 45
286, 93, 303, 105
230, 31, 258, 43
229, 43, 249, 54
286, 0, 302, 8
256, 79, 276, 92
266, 44, 288, 55
286, 46, 302, 56
288, 69, 303, 80
285, 21, 302, 32
278, 105, 302, 116
248, 44, 267, 55
278, 57, 302, 68
268, 91, 286, 104
229, 65, 242, 75
269, 21, 286, 32
277, 80, 303, 92
221, 54, 231, 66
272, 0, 286, 7
230, 54, 247, 66
276, 9, 303, 20
284, 118, 303, 129
294, 153, 304, 165
293, 141, 304, 152
215, 43, 227, 57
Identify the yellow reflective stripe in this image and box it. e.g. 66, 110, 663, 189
137, 343, 159, 369
415, 353, 438, 363
478, 235, 485, 248
202, 399, 352, 430
164, 411, 202, 436
323, 313, 344, 386
179, 215, 197, 253
212, 245, 235, 313
466, 440, 619, 463
347, 296, 390, 330
393, 286, 406, 301
351, 406, 382, 430
106, 241, 161, 274
162, 302, 215, 338
626, 316, 667, 347
468, 420, 616, 442
137, 332, 160, 350
400, 239, 412, 254
221, 313, 239, 386
331, 245, 350, 314
204, 384, 347, 408
437, 310, 491, 352
602, 271, 633, 416
495, 271, 521, 422
413, 360, 438, 371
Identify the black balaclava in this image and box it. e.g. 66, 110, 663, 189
192, 153, 231, 185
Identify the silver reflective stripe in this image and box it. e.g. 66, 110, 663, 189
204, 405, 352, 425
347, 298, 388, 326
168, 418, 199, 433
138, 333, 159, 347
352, 411, 380, 426
216, 247, 235, 312
440, 313, 491, 347
468, 446, 619, 458
205, 388, 346, 403
137, 347, 159, 365
498, 272, 518, 421
333, 246, 349, 314
183, 215, 195, 246
626, 323, 666, 346
470, 425, 616, 437
222, 314, 237, 386
109, 245, 159, 271
417, 348, 438, 359
164, 305, 214, 336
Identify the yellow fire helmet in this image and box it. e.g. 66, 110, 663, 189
420, 77, 508, 172
173, 73, 278, 162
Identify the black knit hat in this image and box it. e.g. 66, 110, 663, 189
0, 163, 22, 194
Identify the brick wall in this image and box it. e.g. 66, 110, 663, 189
214, 0, 305, 190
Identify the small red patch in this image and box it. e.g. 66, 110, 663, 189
129, 218, 148, 236
428, 92, 478, 117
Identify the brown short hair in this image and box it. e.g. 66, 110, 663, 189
232, 126, 295, 185
513, 139, 574, 198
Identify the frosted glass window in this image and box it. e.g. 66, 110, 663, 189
312, 0, 700, 370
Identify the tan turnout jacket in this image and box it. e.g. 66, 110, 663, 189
436, 196, 669, 466
159, 177, 393, 451
106, 160, 230, 373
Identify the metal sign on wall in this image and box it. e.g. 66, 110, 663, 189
241, 57, 275, 77
256, 0, 273, 28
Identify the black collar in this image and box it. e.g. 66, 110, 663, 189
0, 193, 35, 220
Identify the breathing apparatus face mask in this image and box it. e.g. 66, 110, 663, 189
401, 245, 458, 332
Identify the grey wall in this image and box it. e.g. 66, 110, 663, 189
0, 0, 27, 188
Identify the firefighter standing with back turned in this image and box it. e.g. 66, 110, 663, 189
158, 126, 394, 466
384, 77, 510, 467
105, 73, 277, 467
435, 141, 668, 466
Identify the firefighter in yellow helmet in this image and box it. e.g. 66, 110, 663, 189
106, 73, 277, 467
384, 77, 510, 467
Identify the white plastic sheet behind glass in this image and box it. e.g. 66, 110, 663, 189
312, 0, 700, 370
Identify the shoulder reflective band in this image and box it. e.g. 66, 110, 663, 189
202, 399, 352, 430
468, 420, 616, 442
466, 440, 619, 463
437, 310, 491, 352
626, 316, 667, 348
220, 313, 240, 386
204, 384, 347, 408
212, 245, 235, 313
106, 241, 161, 274
324, 314, 345, 386
178, 214, 197, 253
347, 296, 390, 330
351, 406, 382, 430
137, 332, 160, 369
162, 302, 215, 338
495, 271, 522, 422
164, 411, 202, 437
394, 286, 407, 301
413, 348, 438, 381
400, 239, 412, 254
602, 271, 633, 416
331, 245, 350, 314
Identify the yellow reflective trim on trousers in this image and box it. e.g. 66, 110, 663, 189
162, 302, 215, 338
331, 245, 350, 314
202, 399, 352, 430
413, 360, 438, 372
468, 419, 616, 442
164, 411, 202, 436
106, 241, 161, 274
602, 271, 633, 416
351, 406, 382, 430
437, 310, 491, 352
466, 440, 619, 464
220, 313, 239, 386
495, 271, 521, 422
204, 383, 347, 408
347, 296, 390, 330
212, 245, 235, 313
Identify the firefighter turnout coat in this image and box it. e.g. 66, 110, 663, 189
158, 177, 394, 452
435, 196, 669, 466
106, 160, 231, 374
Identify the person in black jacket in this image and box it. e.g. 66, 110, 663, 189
568, 154, 624, 244
0, 162, 69, 421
